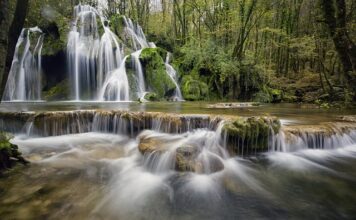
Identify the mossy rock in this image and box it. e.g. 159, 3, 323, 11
181, 75, 208, 101
139, 48, 176, 99
39, 13, 69, 56
270, 89, 283, 103
223, 117, 281, 155
0, 132, 28, 172
144, 92, 158, 101
109, 14, 126, 36
43, 80, 70, 101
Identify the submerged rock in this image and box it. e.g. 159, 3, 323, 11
207, 102, 259, 109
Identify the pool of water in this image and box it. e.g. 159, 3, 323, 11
1, 101, 355, 125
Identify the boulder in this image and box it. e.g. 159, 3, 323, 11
138, 136, 166, 154
175, 145, 224, 173
175, 145, 200, 172
140, 48, 177, 99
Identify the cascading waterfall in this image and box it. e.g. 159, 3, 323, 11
123, 16, 149, 50
165, 53, 183, 101
2, 27, 44, 101
3, 2, 183, 102
98, 56, 130, 101
67, 4, 126, 101
131, 50, 146, 98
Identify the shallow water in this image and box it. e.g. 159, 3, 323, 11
1, 130, 356, 220
0, 101, 355, 125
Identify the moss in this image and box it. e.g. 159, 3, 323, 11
0, 132, 28, 173
39, 13, 69, 56
270, 89, 283, 103
109, 14, 125, 36
223, 117, 281, 155
139, 48, 176, 99
181, 75, 208, 101
144, 92, 159, 101
43, 80, 70, 101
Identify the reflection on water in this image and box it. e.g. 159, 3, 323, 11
1, 101, 355, 125
1, 130, 356, 219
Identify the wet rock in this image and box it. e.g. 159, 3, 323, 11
144, 92, 159, 101
175, 145, 200, 172
139, 48, 177, 99
175, 145, 224, 173
138, 136, 166, 154
339, 116, 356, 123
223, 117, 281, 155
206, 156, 224, 173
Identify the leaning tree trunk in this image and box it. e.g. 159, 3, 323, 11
320, 0, 356, 100
0, 0, 30, 98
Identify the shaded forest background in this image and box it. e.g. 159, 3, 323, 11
0, 0, 355, 106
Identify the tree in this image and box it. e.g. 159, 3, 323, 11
0, 0, 30, 97
320, 0, 356, 98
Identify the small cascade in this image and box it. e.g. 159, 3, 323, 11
270, 123, 356, 152
165, 53, 183, 101
98, 56, 130, 101
131, 50, 146, 98
122, 16, 149, 50
2, 27, 44, 101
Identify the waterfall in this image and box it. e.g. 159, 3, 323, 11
67, 4, 126, 101
269, 125, 356, 152
2, 3, 183, 102
131, 50, 146, 98
165, 53, 183, 101
98, 56, 130, 101
122, 16, 149, 50
2, 27, 44, 101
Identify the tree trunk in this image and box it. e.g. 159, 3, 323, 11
320, 0, 356, 99
0, 0, 29, 98
0, 0, 9, 86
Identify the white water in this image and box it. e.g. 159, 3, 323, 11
67, 4, 125, 101
131, 50, 146, 98
2, 27, 44, 101
3, 3, 183, 102
165, 53, 183, 101
3, 110, 356, 219
98, 56, 130, 101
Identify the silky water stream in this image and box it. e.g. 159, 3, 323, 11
0, 108, 356, 219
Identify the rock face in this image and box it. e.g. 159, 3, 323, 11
139, 48, 177, 99
0, 132, 28, 173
